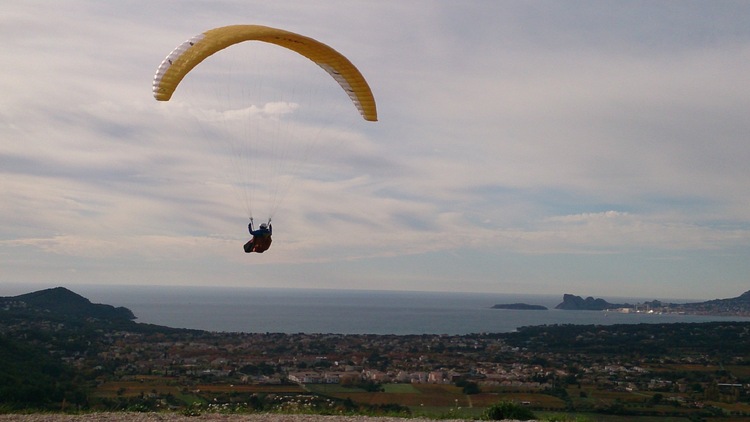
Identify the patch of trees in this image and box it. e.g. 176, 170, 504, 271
483, 401, 536, 421
0, 334, 88, 410
504, 322, 750, 357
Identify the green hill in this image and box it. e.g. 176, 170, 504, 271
2, 286, 135, 321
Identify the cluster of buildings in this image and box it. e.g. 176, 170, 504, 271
84, 329, 584, 393
4, 306, 749, 413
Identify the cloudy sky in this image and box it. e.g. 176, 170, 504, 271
2, 1, 750, 301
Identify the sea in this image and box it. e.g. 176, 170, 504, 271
2, 283, 748, 335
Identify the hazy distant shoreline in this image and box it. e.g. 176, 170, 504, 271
2, 284, 746, 335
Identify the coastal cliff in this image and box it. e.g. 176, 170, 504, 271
555, 294, 631, 311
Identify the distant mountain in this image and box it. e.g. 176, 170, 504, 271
555, 294, 632, 311
1, 286, 135, 321
676, 290, 750, 316
694, 290, 750, 306
492, 303, 548, 310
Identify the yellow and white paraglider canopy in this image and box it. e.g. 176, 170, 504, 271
153, 24, 377, 121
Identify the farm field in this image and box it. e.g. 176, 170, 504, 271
93, 378, 750, 420
305, 382, 565, 418
93, 376, 306, 410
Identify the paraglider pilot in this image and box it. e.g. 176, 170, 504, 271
244, 217, 272, 253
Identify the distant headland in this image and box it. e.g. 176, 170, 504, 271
491, 290, 750, 316
555, 291, 750, 316
0, 286, 136, 321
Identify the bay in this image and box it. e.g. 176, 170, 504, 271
61, 284, 748, 335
